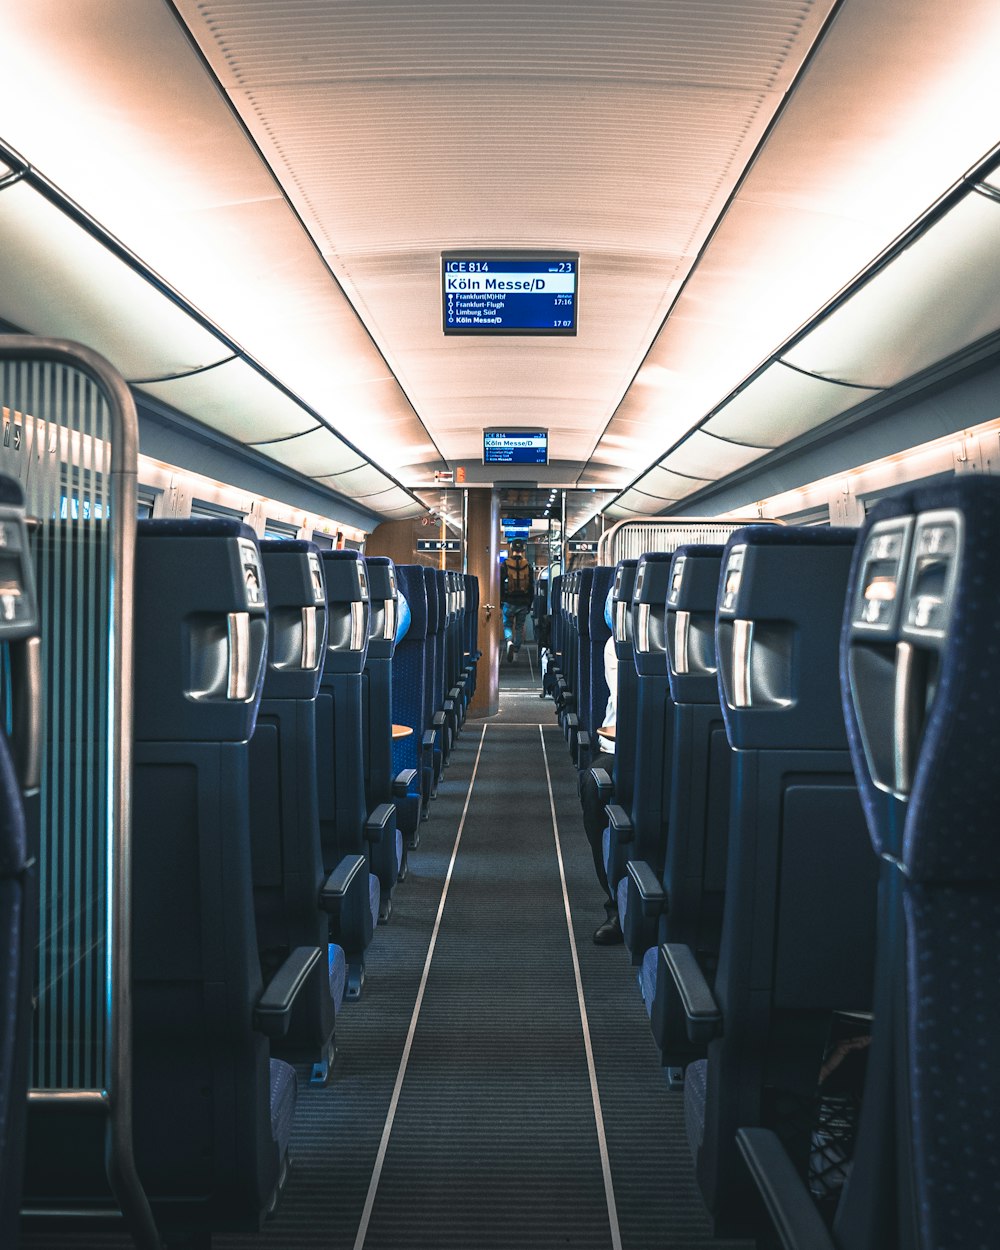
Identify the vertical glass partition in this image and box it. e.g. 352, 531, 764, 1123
0, 337, 157, 1247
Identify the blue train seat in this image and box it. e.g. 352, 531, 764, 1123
584, 566, 616, 763
444, 571, 468, 726
627, 546, 729, 1078
600, 559, 640, 894
547, 574, 564, 701
557, 570, 578, 725
662, 525, 879, 1235
316, 549, 389, 998
0, 478, 39, 1248
612, 553, 675, 951
422, 567, 450, 792
362, 556, 408, 915
565, 568, 593, 760
463, 573, 481, 702
29, 519, 321, 1241
554, 571, 576, 717
249, 540, 345, 1084
739, 478, 1000, 1250
392, 565, 430, 840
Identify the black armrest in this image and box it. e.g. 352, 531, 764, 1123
254, 945, 322, 1039
660, 944, 721, 1043
565, 712, 579, 729
422, 728, 437, 750
392, 768, 418, 797
627, 860, 667, 917
449, 685, 463, 701
606, 804, 634, 843
443, 698, 455, 714
319, 853, 366, 912
736, 1129, 837, 1250
432, 711, 447, 729
365, 802, 395, 844
589, 767, 614, 803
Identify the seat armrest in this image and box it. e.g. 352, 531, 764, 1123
736, 1129, 837, 1250
627, 860, 667, 917
660, 943, 721, 1043
254, 946, 322, 1039
421, 728, 437, 750
365, 802, 395, 844
432, 711, 447, 728
606, 804, 634, 842
392, 768, 418, 797
589, 767, 613, 804
449, 685, 463, 701
319, 854, 366, 911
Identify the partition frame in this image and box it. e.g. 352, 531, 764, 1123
0, 336, 159, 1247
597, 515, 775, 565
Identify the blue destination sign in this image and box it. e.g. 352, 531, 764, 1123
417, 539, 461, 552
484, 430, 548, 465
442, 254, 578, 336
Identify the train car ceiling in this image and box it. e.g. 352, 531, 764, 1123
2, 1, 1000, 523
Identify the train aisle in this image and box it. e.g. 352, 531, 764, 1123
23, 646, 748, 1250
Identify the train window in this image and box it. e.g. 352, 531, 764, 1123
190, 498, 243, 520
263, 519, 298, 540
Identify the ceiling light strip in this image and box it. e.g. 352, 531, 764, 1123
0, 137, 426, 512
606, 141, 1000, 515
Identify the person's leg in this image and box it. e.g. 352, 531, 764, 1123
502, 603, 515, 661
514, 604, 528, 650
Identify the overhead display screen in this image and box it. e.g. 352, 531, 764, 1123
443, 253, 578, 335
483, 430, 548, 465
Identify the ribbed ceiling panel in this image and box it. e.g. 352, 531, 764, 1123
174, 0, 836, 475
185, 1, 819, 89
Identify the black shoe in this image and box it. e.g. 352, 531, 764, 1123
593, 915, 623, 946
538, 690, 548, 699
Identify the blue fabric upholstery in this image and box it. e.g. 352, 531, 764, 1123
616, 875, 628, 931
269, 1059, 298, 1160
391, 566, 428, 778
897, 479, 1000, 1250
641, 946, 657, 1018
903, 480, 1000, 883
686, 524, 876, 1229
602, 827, 611, 879
328, 944, 347, 1014
588, 567, 615, 732
685, 1060, 708, 1159
369, 872, 381, 931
